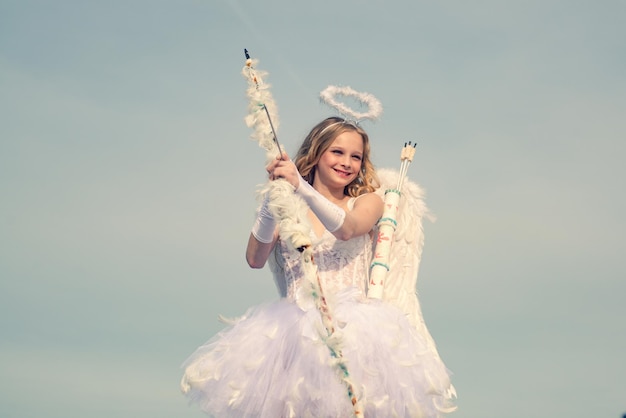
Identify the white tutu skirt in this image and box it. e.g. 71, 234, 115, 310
181, 288, 455, 418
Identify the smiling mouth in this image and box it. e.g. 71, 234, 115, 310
334, 168, 353, 177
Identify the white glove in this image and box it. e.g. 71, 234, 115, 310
296, 176, 345, 232
250, 195, 277, 243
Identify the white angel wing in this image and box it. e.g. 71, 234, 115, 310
373, 168, 442, 360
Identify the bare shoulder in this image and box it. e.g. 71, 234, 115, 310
352, 192, 384, 211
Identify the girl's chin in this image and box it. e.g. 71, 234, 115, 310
335, 177, 356, 187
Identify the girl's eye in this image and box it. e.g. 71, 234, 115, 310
352, 155, 362, 161
332, 150, 343, 155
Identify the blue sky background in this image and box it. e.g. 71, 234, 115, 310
1, 1, 625, 417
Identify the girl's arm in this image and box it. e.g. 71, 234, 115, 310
295, 176, 382, 240
246, 232, 278, 269
331, 192, 383, 241
245, 195, 279, 268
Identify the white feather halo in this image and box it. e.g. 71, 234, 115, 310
319, 85, 383, 123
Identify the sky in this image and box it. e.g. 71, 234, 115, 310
1, 1, 625, 417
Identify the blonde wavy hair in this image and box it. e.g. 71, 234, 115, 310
294, 117, 380, 197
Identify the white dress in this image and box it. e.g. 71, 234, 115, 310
181, 198, 455, 418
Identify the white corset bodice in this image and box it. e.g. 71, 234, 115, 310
271, 229, 372, 301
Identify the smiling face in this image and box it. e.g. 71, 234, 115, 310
294, 117, 378, 197
313, 130, 364, 192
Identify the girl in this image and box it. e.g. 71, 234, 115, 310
181, 117, 455, 418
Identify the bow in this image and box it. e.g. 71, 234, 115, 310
242, 49, 362, 416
